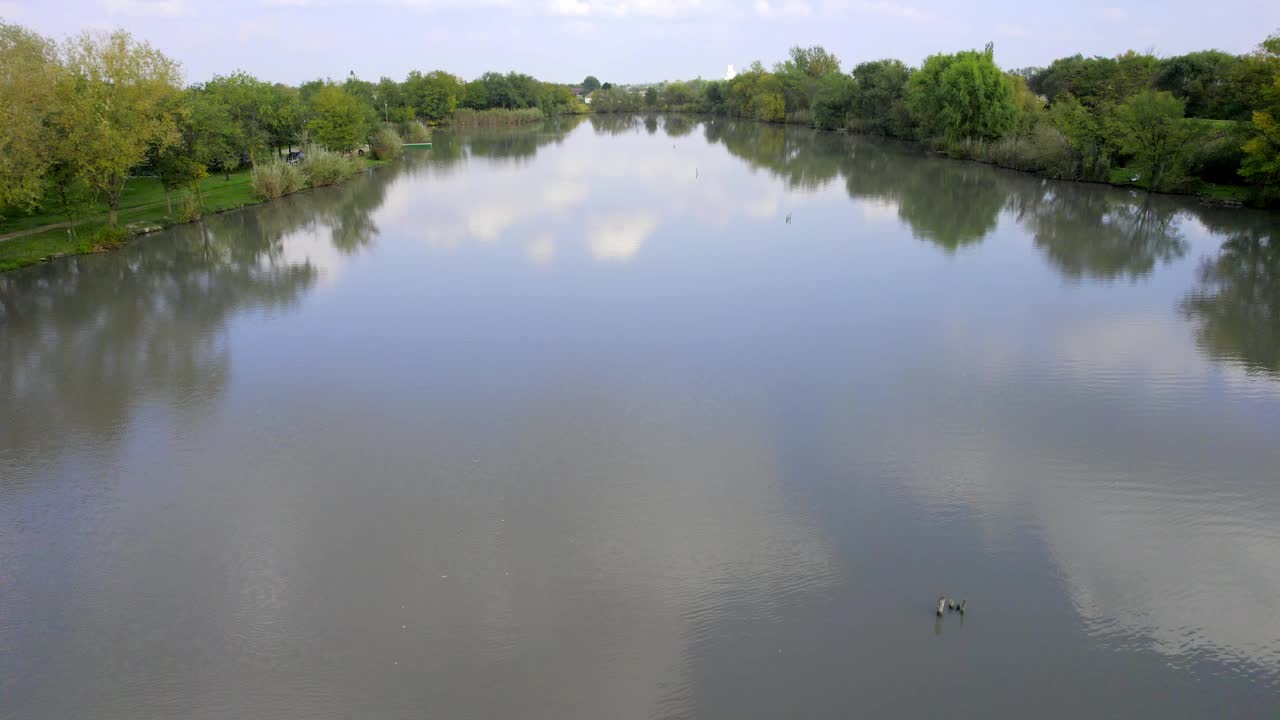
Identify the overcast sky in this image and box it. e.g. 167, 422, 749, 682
3, 0, 1277, 85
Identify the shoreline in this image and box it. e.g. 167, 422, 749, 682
0, 157, 391, 274
625, 110, 1264, 209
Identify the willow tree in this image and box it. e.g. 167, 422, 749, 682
907, 44, 1016, 142
61, 30, 182, 226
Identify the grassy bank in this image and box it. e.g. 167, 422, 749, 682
445, 107, 549, 127
0, 157, 383, 273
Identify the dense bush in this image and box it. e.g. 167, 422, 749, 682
403, 120, 431, 143
300, 146, 363, 187
251, 159, 305, 199
1191, 128, 1249, 185
90, 224, 129, 251
371, 126, 404, 160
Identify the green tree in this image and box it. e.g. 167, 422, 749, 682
1154, 50, 1240, 118
778, 45, 842, 78
849, 59, 913, 137
0, 23, 61, 214
812, 73, 857, 130
405, 69, 462, 121
661, 81, 693, 108
61, 30, 182, 226
461, 78, 490, 109
264, 84, 305, 156
200, 72, 277, 163
644, 86, 658, 107
582, 75, 601, 93
1115, 90, 1199, 191
1240, 110, 1280, 196
1239, 32, 1280, 200
1046, 92, 1115, 180
908, 45, 1017, 142
1008, 73, 1045, 134
307, 84, 370, 152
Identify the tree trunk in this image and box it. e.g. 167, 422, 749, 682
165, 189, 172, 217
109, 203, 118, 227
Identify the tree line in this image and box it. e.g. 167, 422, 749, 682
0, 21, 589, 235
594, 37, 1280, 204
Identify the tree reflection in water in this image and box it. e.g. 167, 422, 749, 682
0, 171, 389, 472
1181, 212, 1280, 374
1007, 182, 1188, 281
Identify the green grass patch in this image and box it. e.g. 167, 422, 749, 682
1186, 117, 1241, 131
0, 226, 97, 272
1195, 182, 1253, 202
1109, 166, 1146, 187
2, 157, 379, 273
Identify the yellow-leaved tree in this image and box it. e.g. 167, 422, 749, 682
0, 23, 62, 215
60, 30, 182, 226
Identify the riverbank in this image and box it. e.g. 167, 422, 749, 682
0, 157, 386, 273
634, 109, 1267, 208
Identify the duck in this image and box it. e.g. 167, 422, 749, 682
936, 594, 946, 617
957, 600, 966, 615
948, 599, 957, 611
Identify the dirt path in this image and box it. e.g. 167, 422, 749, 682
0, 221, 73, 242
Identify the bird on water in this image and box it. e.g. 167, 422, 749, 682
936, 595, 946, 617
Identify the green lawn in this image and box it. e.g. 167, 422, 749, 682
1186, 117, 1243, 131
1108, 164, 1254, 203
1, 158, 384, 273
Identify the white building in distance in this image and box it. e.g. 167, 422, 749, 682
724, 64, 737, 80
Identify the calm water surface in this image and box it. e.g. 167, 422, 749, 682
2, 116, 1279, 719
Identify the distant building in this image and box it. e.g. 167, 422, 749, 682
724, 64, 737, 80
584, 91, 595, 104
570, 86, 584, 97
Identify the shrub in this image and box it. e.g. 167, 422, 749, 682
1191, 131, 1247, 185
176, 192, 202, 223
371, 126, 404, 160
90, 224, 128, 252
403, 120, 431, 143
300, 145, 362, 187
251, 159, 306, 199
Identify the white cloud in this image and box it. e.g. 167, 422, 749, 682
100, 0, 194, 16
1102, 6, 1127, 21
586, 212, 658, 262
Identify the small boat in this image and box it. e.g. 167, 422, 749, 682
403, 142, 433, 148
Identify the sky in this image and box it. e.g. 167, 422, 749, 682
2, 0, 1278, 86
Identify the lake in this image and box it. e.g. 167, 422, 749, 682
2, 115, 1278, 719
